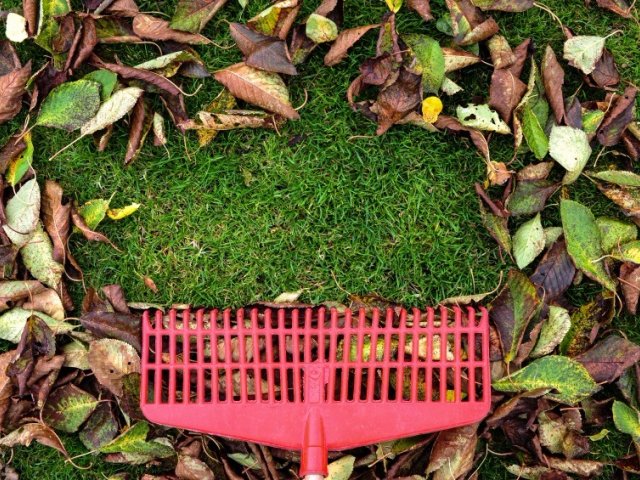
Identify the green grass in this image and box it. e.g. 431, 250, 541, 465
1, 0, 640, 478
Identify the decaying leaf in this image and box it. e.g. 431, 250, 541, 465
170, 0, 228, 33
541, 45, 565, 123
36, 80, 101, 131
513, 213, 545, 269
457, 104, 511, 134
81, 87, 145, 136
88, 338, 141, 396
549, 126, 592, 184
0, 422, 68, 457
426, 423, 478, 480
0, 41, 31, 124
43, 384, 98, 433
3, 178, 40, 248
563, 36, 606, 74
530, 306, 571, 358
324, 25, 379, 66
133, 14, 210, 44
576, 335, 640, 384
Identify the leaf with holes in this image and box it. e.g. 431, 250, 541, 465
88, 339, 140, 396
456, 104, 511, 134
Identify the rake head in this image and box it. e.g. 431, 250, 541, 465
140, 306, 490, 476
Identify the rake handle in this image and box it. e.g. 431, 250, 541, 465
300, 410, 328, 477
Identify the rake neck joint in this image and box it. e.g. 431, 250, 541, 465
300, 409, 327, 478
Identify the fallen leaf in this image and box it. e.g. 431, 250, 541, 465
373, 68, 421, 135
427, 423, 478, 480
611, 240, 640, 263
88, 338, 140, 396
0, 422, 68, 457
152, 112, 167, 146
613, 400, 640, 441
81, 87, 145, 136
561, 199, 616, 291
597, 86, 637, 146
0, 308, 71, 343
326, 455, 355, 480
457, 104, 511, 134
0, 41, 31, 124
91, 57, 181, 96
591, 170, 640, 187
513, 213, 545, 269
306, 13, 338, 43
506, 180, 559, 216
176, 454, 215, 480
133, 14, 210, 44
3, 178, 40, 248
22, 288, 65, 320
620, 262, 640, 314
479, 202, 512, 254
563, 36, 606, 74
494, 355, 598, 404
214, 63, 299, 119
403, 34, 445, 93
490, 269, 540, 363
79, 402, 118, 450
471, 0, 533, 11
100, 422, 175, 459
77, 199, 109, 230
549, 126, 592, 184
546, 457, 603, 477
541, 45, 565, 123
530, 239, 576, 301
489, 69, 527, 122
143, 276, 158, 293
576, 335, 640, 384
324, 24, 378, 66
21, 224, 65, 290
596, 216, 637, 252
42, 179, 71, 264
407, 0, 433, 20
596, 0, 633, 17
247, 0, 300, 39
488, 35, 514, 69
530, 305, 571, 358
443, 46, 481, 72
589, 48, 620, 89
6, 13, 29, 43
125, 96, 152, 164
43, 384, 98, 433
170, 0, 228, 33
80, 311, 141, 351
107, 203, 141, 220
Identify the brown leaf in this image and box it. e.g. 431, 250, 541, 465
324, 24, 378, 67
0, 134, 26, 175
132, 14, 210, 44
517, 162, 554, 181
91, 55, 182, 96
102, 284, 131, 314
42, 180, 71, 265
0, 41, 31, 124
546, 458, 602, 477
69, 16, 98, 71
143, 276, 158, 293
71, 205, 118, 249
596, 0, 633, 17
88, 338, 140, 396
176, 454, 215, 480
229, 23, 297, 76
597, 182, 640, 220
0, 351, 15, 427
170, 0, 228, 33
597, 86, 637, 146
488, 35, 515, 70
575, 335, 640, 383
247, 0, 301, 40
435, 116, 490, 161
474, 0, 533, 11
194, 110, 281, 133
407, 0, 433, 21
376, 12, 401, 61
562, 293, 615, 356
489, 69, 527, 122
541, 45, 565, 124
508, 38, 531, 78
214, 63, 300, 119
530, 239, 576, 301
0, 422, 68, 458
373, 68, 421, 135
23, 0, 38, 36
620, 262, 640, 314
80, 311, 141, 351
125, 95, 152, 165
94, 15, 141, 43
588, 48, 619, 89
427, 423, 478, 480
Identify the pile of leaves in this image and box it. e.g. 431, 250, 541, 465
1, 0, 640, 478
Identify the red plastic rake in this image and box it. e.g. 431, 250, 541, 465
140, 306, 490, 477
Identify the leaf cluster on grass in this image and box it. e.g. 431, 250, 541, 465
0, 0, 640, 478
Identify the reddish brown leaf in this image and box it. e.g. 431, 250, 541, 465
23, 0, 38, 36
530, 239, 576, 301
125, 96, 152, 165
143, 276, 158, 293
71, 205, 118, 249
407, 0, 433, 21
229, 23, 297, 76
0, 41, 31, 124
0, 134, 26, 174
620, 262, 640, 314
427, 423, 478, 479
132, 14, 210, 44
373, 68, 421, 135
435, 116, 490, 161
588, 48, 619, 89
71, 16, 98, 71
541, 45, 565, 124
80, 311, 141, 352
508, 38, 531, 78
376, 12, 401, 61
102, 284, 130, 314
88, 338, 140, 396
597, 86, 637, 146
42, 180, 71, 265
91, 55, 181, 96
324, 24, 378, 67
575, 335, 640, 383
489, 69, 527, 122
596, 0, 633, 17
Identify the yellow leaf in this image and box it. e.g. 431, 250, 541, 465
385, 0, 403, 13
421, 96, 443, 124
107, 203, 141, 221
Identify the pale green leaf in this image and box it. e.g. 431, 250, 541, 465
21, 223, 65, 289
78, 199, 110, 230
63, 341, 90, 370
81, 87, 145, 136
544, 226, 564, 248
563, 36, 606, 75
36, 80, 101, 131
611, 240, 640, 264
6, 131, 33, 186
596, 217, 637, 253
43, 384, 98, 433
522, 104, 548, 160
513, 213, 545, 269
326, 455, 356, 480
456, 104, 511, 134
0, 307, 73, 343
493, 355, 598, 405
530, 306, 571, 358
3, 178, 40, 247
100, 422, 175, 458
83, 69, 118, 101
228, 453, 261, 469
613, 400, 640, 441
549, 126, 592, 185
306, 13, 338, 44
561, 199, 616, 291
591, 170, 640, 187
